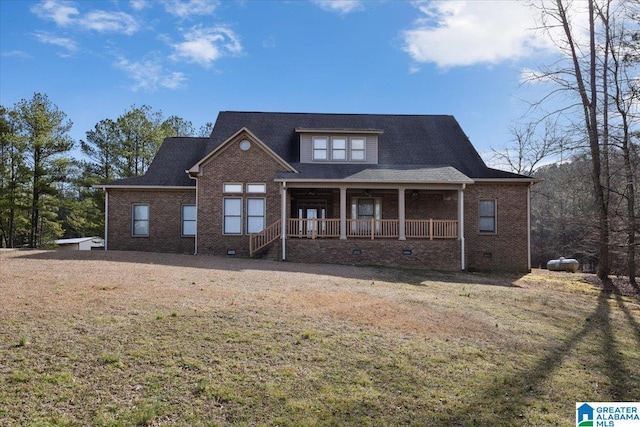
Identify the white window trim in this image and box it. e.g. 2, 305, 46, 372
312, 136, 328, 161
350, 137, 366, 162
181, 204, 196, 237
479, 199, 497, 234
246, 183, 267, 193
223, 197, 243, 235
223, 182, 243, 193
246, 197, 266, 234
131, 204, 149, 237
331, 137, 347, 161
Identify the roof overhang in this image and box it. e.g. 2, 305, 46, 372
276, 165, 473, 186
279, 181, 467, 191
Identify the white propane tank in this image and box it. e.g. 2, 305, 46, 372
546, 257, 579, 273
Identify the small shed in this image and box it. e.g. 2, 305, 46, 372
54, 237, 105, 251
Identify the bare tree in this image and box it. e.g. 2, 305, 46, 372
491, 120, 569, 176
602, 0, 640, 283
524, 0, 640, 279
527, 0, 611, 278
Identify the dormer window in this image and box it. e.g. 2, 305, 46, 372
298, 128, 380, 164
332, 137, 346, 160
350, 138, 365, 161
312, 137, 328, 160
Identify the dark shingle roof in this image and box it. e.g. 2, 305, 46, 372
106, 137, 209, 187
106, 112, 532, 187
207, 111, 530, 179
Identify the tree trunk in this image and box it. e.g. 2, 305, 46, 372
29, 147, 40, 248
555, 0, 610, 279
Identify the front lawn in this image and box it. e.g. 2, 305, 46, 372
1, 250, 638, 426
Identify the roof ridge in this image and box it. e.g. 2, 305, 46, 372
219, 111, 454, 118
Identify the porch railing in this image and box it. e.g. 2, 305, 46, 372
249, 220, 281, 256
347, 219, 399, 239
285, 218, 458, 240
406, 219, 458, 239
287, 218, 341, 238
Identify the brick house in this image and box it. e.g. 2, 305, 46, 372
98, 111, 536, 272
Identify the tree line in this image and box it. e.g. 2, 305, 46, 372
1, 0, 638, 283
0, 93, 213, 248
493, 0, 639, 282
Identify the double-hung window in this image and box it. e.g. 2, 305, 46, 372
223, 198, 242, 234
182, 205, 196, 236
332, 137, 346, 160
350, 138, 365, 161
247, 198, 265, 233
132, 204, 149, 236
479, 200, 496, 233
312, 137, 328, 160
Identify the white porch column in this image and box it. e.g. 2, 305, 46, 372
194, 177, 198, 255
458, 185, 465, 270
398, 187, 406, 240
281, 182, 287, 260
340, 186, 347, 240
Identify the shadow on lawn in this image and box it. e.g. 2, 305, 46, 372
444, 290, 640, 426
11, 249, 524, 288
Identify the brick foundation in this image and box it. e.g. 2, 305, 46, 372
284, 238, 461, 270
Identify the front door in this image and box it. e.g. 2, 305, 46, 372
297, 200, 327, 236
306, 208, 318, 233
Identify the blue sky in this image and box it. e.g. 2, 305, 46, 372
0, 0, 559, 163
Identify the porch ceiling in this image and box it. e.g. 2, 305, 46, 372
275, 164, 473, 186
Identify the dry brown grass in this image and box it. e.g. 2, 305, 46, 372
1, 249, 639, 426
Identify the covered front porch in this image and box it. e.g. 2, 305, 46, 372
284, 186, 460, 240
251, 175, 471, 270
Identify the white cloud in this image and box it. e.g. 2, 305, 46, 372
402, 1, 552, 68
31, 0, 79, 26
115, 56, 188, 91
312, 0, 363, 15
31, 0, 139, 35
170, 26, 243, 67
162, 0, 219, 18
33, 30, 78, 55
84, 10, 139, 35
